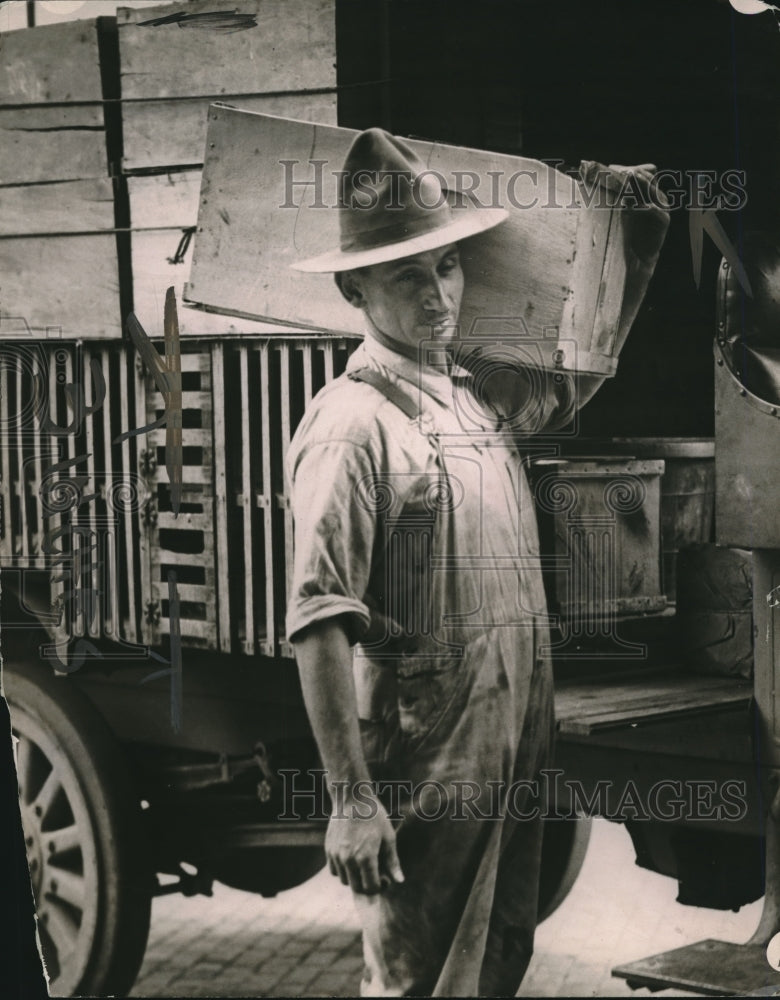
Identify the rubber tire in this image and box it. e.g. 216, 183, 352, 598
537, 815, 592, 922
4, 659, 153, 997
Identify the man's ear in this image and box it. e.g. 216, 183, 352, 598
335, 270, 365, 308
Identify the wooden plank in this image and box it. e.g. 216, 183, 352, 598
278, 343, 294, 604
147, 427, 211, 449
0, 356, 12, 561
121, 91, 337, 173
0, 105, 107, 185
117, 0, 335, 100
613, 940, 780, 997
154, 463, 211, 485
117, 350, 138, 643
14, 362, 27, 560
131, 229, 292, 337
555, 672, 752, 737
135, 350, 154, 647
157, 618, 214, 640
150, 582, 211, 604
156, 510, 213, 531
0, 234, 121, 339
322, 339, 334, 383
128, 171, 202, 230
98, 348, 119, 641
210, 343, 232, 652
239, 346, 255, 655
0, 20, 103, 105
0, 178, 115, 237
83, 350, 100, 637
301, 342, 313, 406
29, 351, 46, 559
259, 342, 275, 654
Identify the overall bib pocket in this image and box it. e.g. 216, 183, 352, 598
396, 652, 471, 748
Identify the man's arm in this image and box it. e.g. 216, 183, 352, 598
293, 617, 404, 895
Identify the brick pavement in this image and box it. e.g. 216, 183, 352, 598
131, 819, 763, 998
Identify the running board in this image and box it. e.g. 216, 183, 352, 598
613, 939, 780, 996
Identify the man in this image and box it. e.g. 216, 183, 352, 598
285, 128, 661, 996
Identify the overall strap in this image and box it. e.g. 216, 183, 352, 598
347, 367, 422, 421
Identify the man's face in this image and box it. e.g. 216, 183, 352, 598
346, 243, 464, 353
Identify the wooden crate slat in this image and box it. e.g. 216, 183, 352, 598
83, 350, 100, 637
211, 343, 232, 652
14, 362, 28, 560
301, 342, 314, 407
121, 91, 337, 173
151, 581, 212, 605
153, 462, 211, 486
147, 427, 211, 448
128, 171, 202, 230
0, 19, 103, 105
0, 356, 12, 560
279, 342, 294, 605
0, 234, 122, 339
239, 346, 255, 655
155, 510, 213, 531
156, 617, 216, 641
0, 179, 115, 237
116, 349, 139, 643
99, 348, 122, 641
147, 389, 212, 413
117, 0, 335, 100
0, 105, 107, 186
28, 351, 47, 559
259, 342, 275, 653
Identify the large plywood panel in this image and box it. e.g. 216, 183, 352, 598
0, 105, 107, 185
0, 19, 103, 105
121, 92, 337, 172
117, 0, 335, 99
0, 234, 121, 339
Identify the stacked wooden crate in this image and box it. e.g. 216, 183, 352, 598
0, 18, 122, 339
118, 0, 338, 337
115, 0, 339, 652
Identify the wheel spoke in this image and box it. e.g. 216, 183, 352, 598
45, 825, 80, 857
42, 902, 79, 959
15, 736, 35, 804
48, 868, 86, 910
33, 768, 61, 822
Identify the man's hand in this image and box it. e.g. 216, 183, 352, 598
326, 794, 405, 895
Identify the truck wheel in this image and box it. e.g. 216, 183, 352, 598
537, 815, 592, 922
5, 662, 153, 997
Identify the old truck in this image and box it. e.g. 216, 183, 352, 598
2, 0, 780, 996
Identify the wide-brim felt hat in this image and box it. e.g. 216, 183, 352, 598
291, 128, 508, 273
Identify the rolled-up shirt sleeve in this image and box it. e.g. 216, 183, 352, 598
285, 438, 378, 646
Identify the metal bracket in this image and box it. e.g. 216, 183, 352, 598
139, 448, 158, 478
141, 497, 158, 530
144, 600, 161, 627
